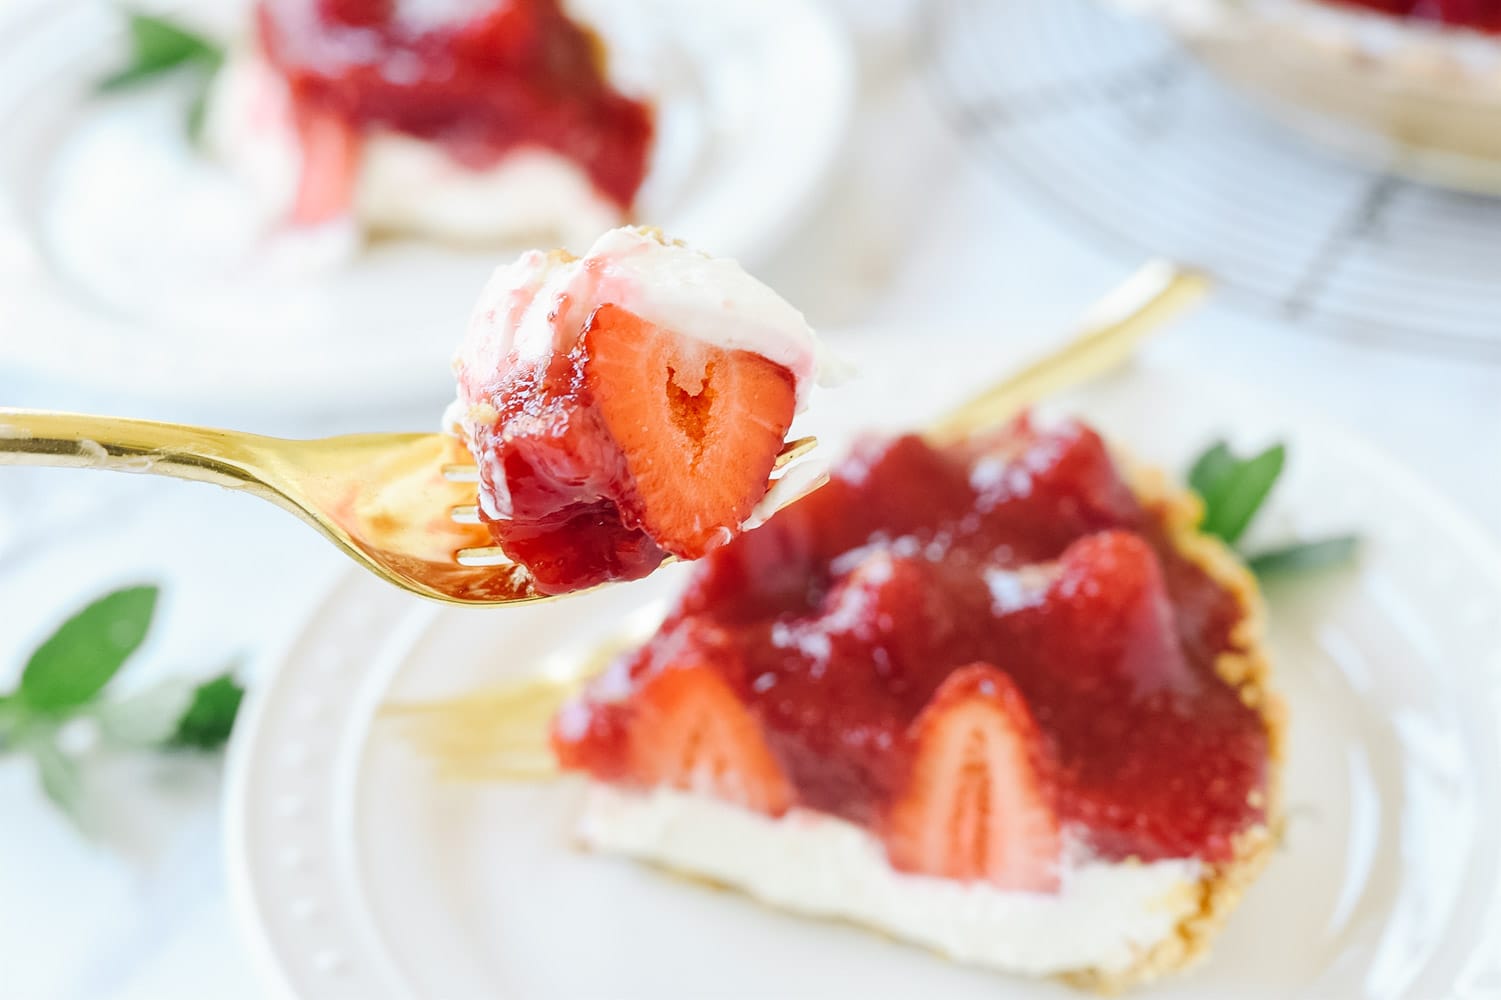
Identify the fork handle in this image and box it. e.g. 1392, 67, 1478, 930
927, 262, 1210, 443
0, 409, 272, 494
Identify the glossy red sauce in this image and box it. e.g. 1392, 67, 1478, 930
555, 418, 1271, 864
1324, 0, 1501, 32
468, 342, 670, 595
255, 0, 654, 207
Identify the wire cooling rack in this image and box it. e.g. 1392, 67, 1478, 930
919, 0, 1501, 362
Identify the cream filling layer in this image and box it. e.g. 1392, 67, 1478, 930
576, 784, 1205, 979
203, 48, 626, 249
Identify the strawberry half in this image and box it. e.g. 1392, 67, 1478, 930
886, 664, 1061, 892
1043, 531, 1197, 698
628, 663, 793, 816
966, 416, 1144, 561
582, 305, 798, 559
290, 106, 360, 225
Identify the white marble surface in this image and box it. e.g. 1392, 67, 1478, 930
2, 2, 1499, 998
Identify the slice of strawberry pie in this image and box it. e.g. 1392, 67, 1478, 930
204, 0, 654, 247
450, 226, 830, 596
552, 417, 1284, 990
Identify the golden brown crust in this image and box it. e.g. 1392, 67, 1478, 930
1057, 464, 1286, 993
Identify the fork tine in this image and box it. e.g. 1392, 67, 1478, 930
774, 435, 817, 470
455, 545, 512, 567
442, 464, 480, 483
447, 435, 819, 568
927, 265, 1208, 443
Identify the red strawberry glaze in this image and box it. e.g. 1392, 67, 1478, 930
464, 339, 671, 595
1322, 0, 1501, 32
554, 417, 1271, 866
254, 0, 654, 209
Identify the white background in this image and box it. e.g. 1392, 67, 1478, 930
2, 2, 1499, 998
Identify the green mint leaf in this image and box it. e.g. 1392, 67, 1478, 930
1248, 535, 1361, 578
0, 695, 20, 751
95, 678, 196, 748
97, 12, 222, 93
125, 11, 220, 64
170, 672, 245, 750
20, 585, 159, 714
31, 739, 88, 833
185, 82, 211, 143
1188, 441, 1235, 504
1199, 443, 1286, 545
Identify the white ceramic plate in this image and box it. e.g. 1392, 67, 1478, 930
226, 359, 1501, 999
0, 0, 852, 409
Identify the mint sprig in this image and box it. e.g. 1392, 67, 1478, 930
171, 673, 245, 750
98, 12, 225, 141
1189, 440, 1360, 578
1191, 442, 1285, 545
3, 585, 245, 833
33, 740, 86, 822
1247, 536, 1361, 577
98, 13, 222, 90
20, 585, 158, 713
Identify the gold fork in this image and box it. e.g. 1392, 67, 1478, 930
0, 411, 820, 606
391, 261, 1211, 778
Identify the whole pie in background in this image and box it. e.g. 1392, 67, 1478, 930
1112, 0, 1501, 191
1322, 0, 1501, 32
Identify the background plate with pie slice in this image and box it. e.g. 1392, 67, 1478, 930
0, 0, 852, 410
226, 359, 1501, 999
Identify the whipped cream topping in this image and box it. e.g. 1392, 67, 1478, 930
577, 784, 1204, 978
357, 142, 622, 247
454, 226, 834, 413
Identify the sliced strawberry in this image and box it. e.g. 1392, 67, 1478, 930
1042, 531, 1197, 697
886, 664, 1061, 892
582, 305, 798, 559
817, 550, 991, 698
290, 107, 360, 225
628, 663, 793, 815
552, 692, 631, 783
